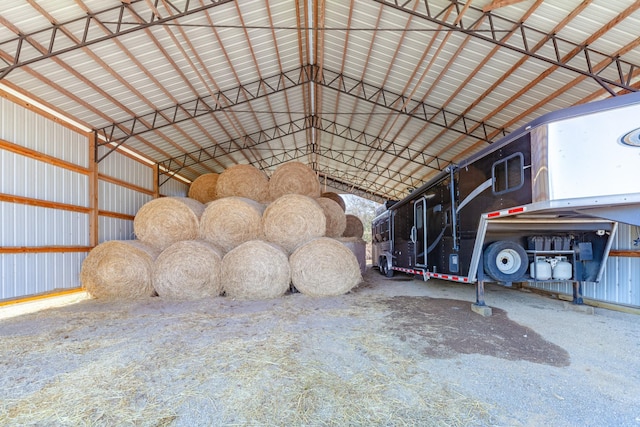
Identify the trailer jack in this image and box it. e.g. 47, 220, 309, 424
472, 252, 493, 317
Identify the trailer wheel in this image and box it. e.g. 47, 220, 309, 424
483, 241, 528, 282
378, 257, 386, 276
380, 256, 394, 277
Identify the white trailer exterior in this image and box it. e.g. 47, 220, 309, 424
372, 91, 640, 311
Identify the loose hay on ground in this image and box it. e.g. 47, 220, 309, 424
80, 240, 159, 299
221, 240, 291, 300
199, 197, 265, 253
216, 164, 270, 203
316, 197, 347, 238
188, 173, 219, 203
290, 237, 362, 296
262, 194, 326, 253
320, 191, 346, 211
343, 214, 364, 239
134, 197, 205, 251
153, 240, 223, 299
269, 161, 321, 200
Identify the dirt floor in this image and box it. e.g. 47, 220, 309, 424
1, 267, 639, 426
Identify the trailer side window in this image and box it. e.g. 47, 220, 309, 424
492, 153, 524, 194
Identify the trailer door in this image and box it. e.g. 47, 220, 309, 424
413, 197, 428, 267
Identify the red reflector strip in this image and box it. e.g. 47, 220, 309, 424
487, 206, 526, 218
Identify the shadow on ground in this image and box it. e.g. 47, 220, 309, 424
378, 296, 570, 367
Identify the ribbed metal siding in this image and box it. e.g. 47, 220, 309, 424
0, 98, 88, 167
1, 149, 89, 207
98, 217, 134, 243
0, 97, 89, 301
98, 147, 153, 190
96, 148, 154, 240
159, 177, 189, 197
98, 181, 152, 216
0, 252, 84, 300
0, 202, 89, 246
528, 223, 640, 308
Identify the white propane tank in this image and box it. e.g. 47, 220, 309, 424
552, 256, 572, 280
530, 257, 552, 280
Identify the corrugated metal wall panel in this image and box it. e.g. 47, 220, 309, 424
0, 149, 89, 207
98, 181, 152, 216
0, 97, 88, 167
97, 146, 153, 190
0, 252, 84, 300
98, 217, 135, 243
159, 176, 189, 197
527, 223, 640, 308
0, 202, 89, 247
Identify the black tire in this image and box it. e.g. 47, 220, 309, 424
378, 257, 387, 276
384, 257, 394, 278
483, 241, 528, 282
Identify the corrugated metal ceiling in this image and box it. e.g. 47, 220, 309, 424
1, 0, 639, 202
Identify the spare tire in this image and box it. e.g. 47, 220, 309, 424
483, 240, 528, 282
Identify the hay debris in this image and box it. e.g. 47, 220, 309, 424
216, 164, 270, 203
134, 197, 205, 251
316, 197, 347, 238
290, 237, 362, 296
221, 240, 291, 299
199, 197, 265, 253
269, 161, 321, 200
188, 173, 219, 203
153, 240, 223, 299
262, 194, 326, 253
343, 214, 364, 239
320, 191, 346, 211
80, 240, 159, 299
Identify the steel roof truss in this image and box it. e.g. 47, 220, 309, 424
375, 0, 639, 94
0, 0, 236, 80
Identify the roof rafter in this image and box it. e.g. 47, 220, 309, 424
374, 0, 640, 94
96, 66, 314, 160
157, 115, 432, 192
0, 0, 235, 80
319, 67, 507, 143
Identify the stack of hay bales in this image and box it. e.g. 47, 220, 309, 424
216, 164, 270, 203
153, 240, 223, 299
200, 197, 265, 253
81, 161, 366, 300
187, 173, 219, 203
80, 240, 159, 299
133, 197, 205, 251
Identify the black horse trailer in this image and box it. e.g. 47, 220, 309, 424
372, 91, 640, 313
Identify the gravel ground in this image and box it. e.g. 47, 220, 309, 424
0, 267, 639, 426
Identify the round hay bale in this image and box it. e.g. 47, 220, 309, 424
321, 191, 346, 211
80, 240, 159, 299
199, 197, 265, 253
316, 197, 347, 238
336, 237, 367, 275
262, 194, 326, 253
290, 237, 362, 297
134, 197, 205, 251
343, 214, 364, 238
221, 240, 290, 300
269, 161, 321, 200
188, 173, 219, 203
153, 240, 223, 299
216, 164, 269, 203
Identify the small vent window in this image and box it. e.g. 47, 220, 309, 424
492, 153, 524, 194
